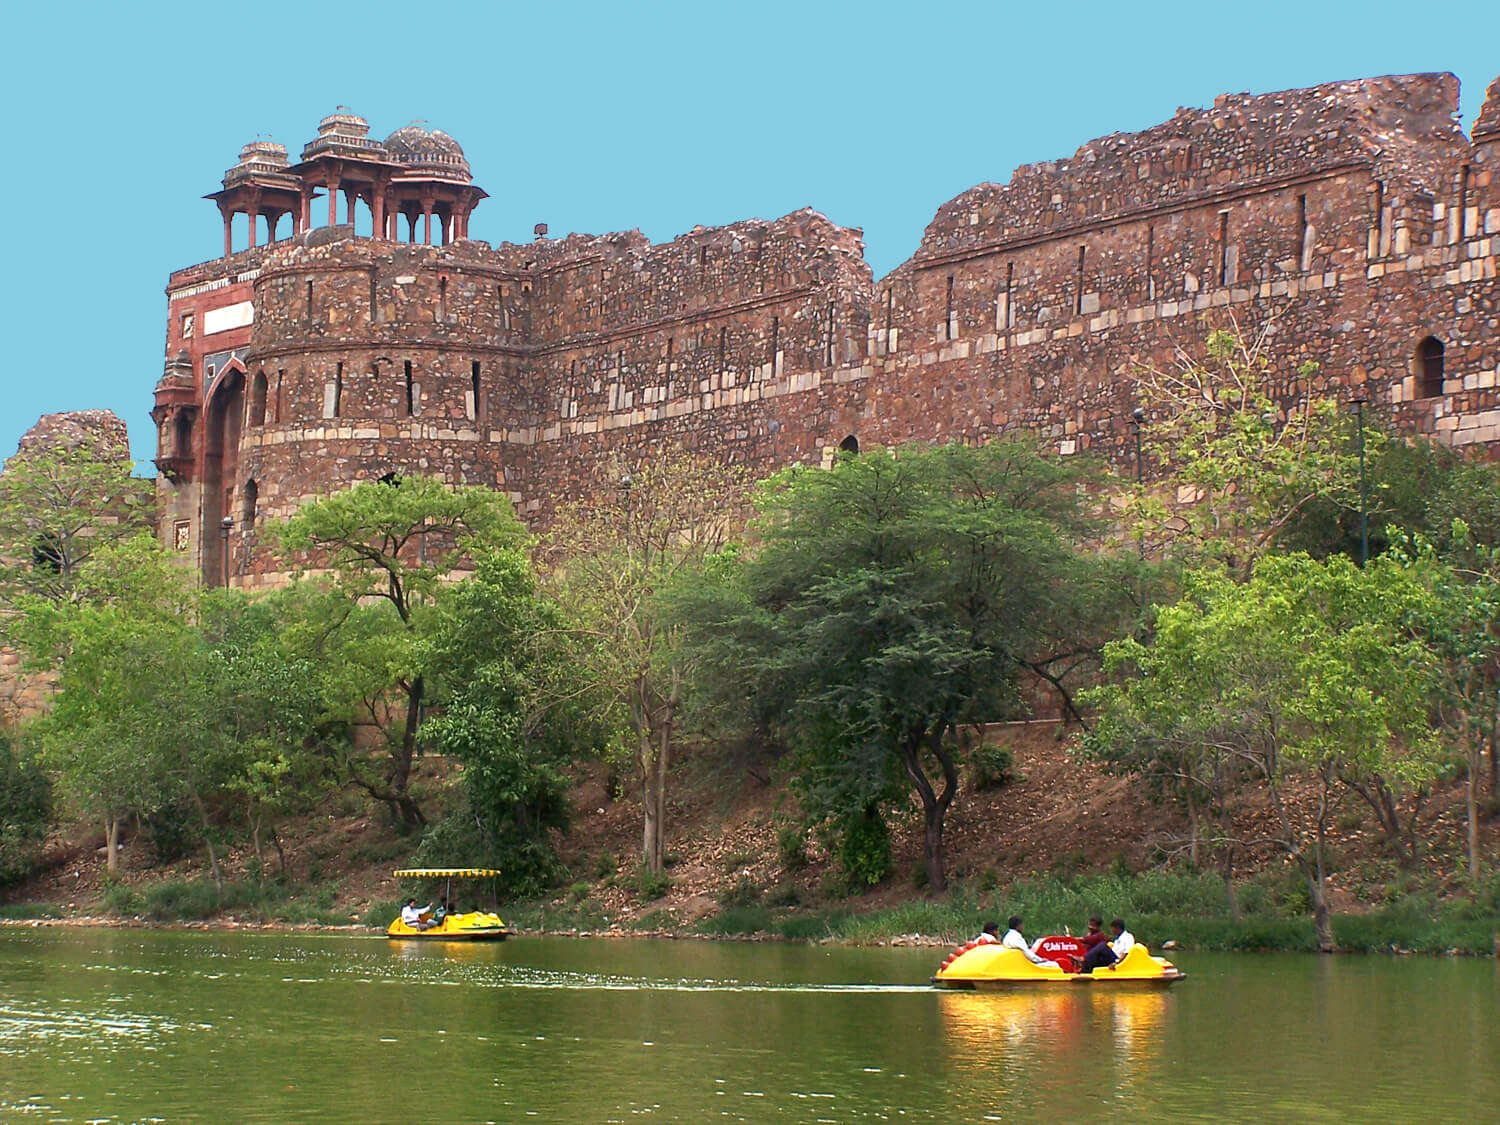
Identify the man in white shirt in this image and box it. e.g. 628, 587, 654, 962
1081, 917, 1134, 972
1001, 916, 1054, 966
400, 898, 432, 930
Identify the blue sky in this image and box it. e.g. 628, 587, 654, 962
1, 0, 1495, 467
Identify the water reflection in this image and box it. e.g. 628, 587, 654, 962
939, 986, 1171, 1099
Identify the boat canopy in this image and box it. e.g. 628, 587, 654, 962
393, 868, 503, 878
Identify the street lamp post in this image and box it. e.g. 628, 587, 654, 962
1351, 393, 1369, 566
219, 515, 234, 588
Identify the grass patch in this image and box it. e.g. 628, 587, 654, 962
0, 901, 64, 920
101, 877, 349, 925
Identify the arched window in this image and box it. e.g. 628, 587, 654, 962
839, 434, 860, 455
242, 478, 258, 531
249, 372, 268, 427
1417, 336, 1445, 399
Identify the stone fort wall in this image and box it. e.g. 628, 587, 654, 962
149, 72, 1500, 586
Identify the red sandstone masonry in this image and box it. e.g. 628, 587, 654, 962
143, 73, 1499, 586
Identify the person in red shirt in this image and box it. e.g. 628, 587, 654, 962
1079, 915, 1109, 952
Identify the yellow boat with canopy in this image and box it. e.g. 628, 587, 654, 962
386, 868, 509, 941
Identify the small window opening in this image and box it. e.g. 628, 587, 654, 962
1417, 336, 1445, 399
31, 533, 63, 574
1075, 246, 1086, 316
305, 280, 313, 320
1218, 211, 1231, 285
1373, 180, 1385, 250
838, 434, 860, 455
180, 312, 194, 339
369, 272, 378, 322
1296, 195, 1308, 268
470, 361, 482, 422
1145, 227, 1155, 300
945, 275, 956, 340
438, 277, 448, 323
1458, 165, 1471, 239
378, 472, 402, 486
274, 370, 284, 424
718, 327, 728, 373
770, 316, 780, 372
249, 371, 267, 427
332, 362, 343, 416
242, 478, 258, 531
174, 412, 193, 457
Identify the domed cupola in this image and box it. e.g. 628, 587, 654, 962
383, 122, 471, 181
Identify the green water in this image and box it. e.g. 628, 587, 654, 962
1, 928, 1495, 1122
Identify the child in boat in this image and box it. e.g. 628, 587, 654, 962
973, 921, 1000, 944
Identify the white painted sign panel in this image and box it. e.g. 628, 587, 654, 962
203, 301, 255, 336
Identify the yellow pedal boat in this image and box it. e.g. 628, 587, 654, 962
931, 942, 1185, 989
386, 867, 510, 942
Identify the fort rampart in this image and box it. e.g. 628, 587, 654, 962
142, 74, 1499, 586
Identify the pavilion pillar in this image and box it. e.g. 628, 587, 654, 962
327, 177, 339, 226
223, 210, 234, 257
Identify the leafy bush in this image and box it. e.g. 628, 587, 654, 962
630, 863, 672, 901
409, 796, 564, 897
837, 809, 892, 889
966, 743, 1015, 791
719, 875, 761, 909
776, 824, 809, 872
0, 735, 51, 886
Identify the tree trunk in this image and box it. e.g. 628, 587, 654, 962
1308, 867, 1334, 952
1186, 790, 1201, 870
903, 728, 958, 893
1463, 714, 1481, 881
1221, 844, 1240, 924
388, 676, 427, 831
640, 731, 662, 875
105, 813, 120, 877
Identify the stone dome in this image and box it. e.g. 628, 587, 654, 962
301, 107, 384, 160
383, 123, 471, 180
224, 140, 293, 186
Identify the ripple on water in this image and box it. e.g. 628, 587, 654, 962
0, 1003, 206, 1057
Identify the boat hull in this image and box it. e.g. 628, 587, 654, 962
386, 910, 509, 941
931, 943, 1185, 988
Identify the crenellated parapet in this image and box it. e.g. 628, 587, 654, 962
149, 75, 1499, 587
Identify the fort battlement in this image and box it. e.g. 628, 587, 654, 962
146, 79, 1498, 586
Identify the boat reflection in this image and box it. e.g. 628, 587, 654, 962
938, 987, 1171, 1087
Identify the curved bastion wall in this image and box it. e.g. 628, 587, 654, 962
147, 74, 1499, 587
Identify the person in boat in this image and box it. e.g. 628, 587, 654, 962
1079, 915, 1109, 953
1080, 917, 1135, 972
432, 897, 449, 926
401, 898, 434, 931
973, 921, 1000, 944
1001, 916, 1053, 966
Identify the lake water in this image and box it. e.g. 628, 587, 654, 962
1, 927, 1496, 1122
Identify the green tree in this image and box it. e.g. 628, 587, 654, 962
545, 451, 749, 875
683, 441, 1121, 891
419, 549, 606, 892
0, 440, 153, 603
14, 537, 195, 875
1086, 553, 1445, 949
0, 730, 51, 886
276, 477, 524, 829
1396, 535, 1500, 879
1132, 327, 1364, 575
